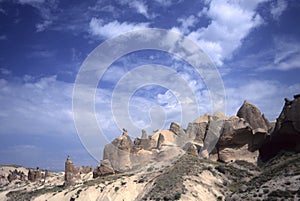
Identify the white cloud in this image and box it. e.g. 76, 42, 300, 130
18, 0, 45, 4
258, 37, 300, 71
35, 20, 52, 32
14, 0, 58, 32
271, 0, 288, 20
89, 18, 149, 39
117, 0, 155, 19
0, 68, 11, 75
130, 1, 150, 18
177, 15, 198, 34
0, 35, 7, 40
154, 0, 181, 7
174, 0, 267, 66
0, 75, 75, 136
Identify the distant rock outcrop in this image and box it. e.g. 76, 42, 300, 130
260, 95, 300, 161
7, 169, 26, 182
28, 167, 42, 182
64, 156, 92, 185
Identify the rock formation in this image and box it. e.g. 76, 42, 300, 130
7, 169, 26, 182
102, 124, 185, 173
28, 167, 42, 182
100, 97, 299, 170
237, 100, 271, 134
64, 156, 92, 185
103, 129, 133, 172
93, 159, 115, 178
215, 116, 258, 163
64, 156, 79, 185
260, 94, 300, 161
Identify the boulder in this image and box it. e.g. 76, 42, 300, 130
260, 95, 300, 161
169, 122, 185, 136
237, 100, 271, 134
93, 159, 115, 178
187, 143, 198, 156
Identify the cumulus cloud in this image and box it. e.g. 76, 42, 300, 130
174, 0, 267, 66
89, 18, 149, 39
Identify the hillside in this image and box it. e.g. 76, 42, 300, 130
0, 95, 299, 201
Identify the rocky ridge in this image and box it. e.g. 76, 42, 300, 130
0, 95, 299, 201
99, 98, 273, 174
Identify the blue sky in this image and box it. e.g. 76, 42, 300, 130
0, 0, 299, 170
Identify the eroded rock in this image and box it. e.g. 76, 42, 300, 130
260, 95, 300, 161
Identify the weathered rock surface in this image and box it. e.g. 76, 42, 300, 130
186, 121, 207, 145
237, 100, 271, 134
186, 143, 198, 156
64, 156, 79, 185
93, 159, 115, 178
102, 126, 184, 173
260, 95, 300, 161
28, 167, 42, 182
198, 103, 269, 163
103, 129, 133, 172
64, 156, 92, 185
7, 169, 26, 183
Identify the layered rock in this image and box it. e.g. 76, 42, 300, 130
260, 95, 300, 161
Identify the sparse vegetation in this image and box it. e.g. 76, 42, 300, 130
6, 185, 66, 201
143, 154, 206, 200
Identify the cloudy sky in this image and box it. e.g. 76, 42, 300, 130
0, 0, 299, 170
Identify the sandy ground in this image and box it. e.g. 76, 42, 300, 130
181, 170, 223, 201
